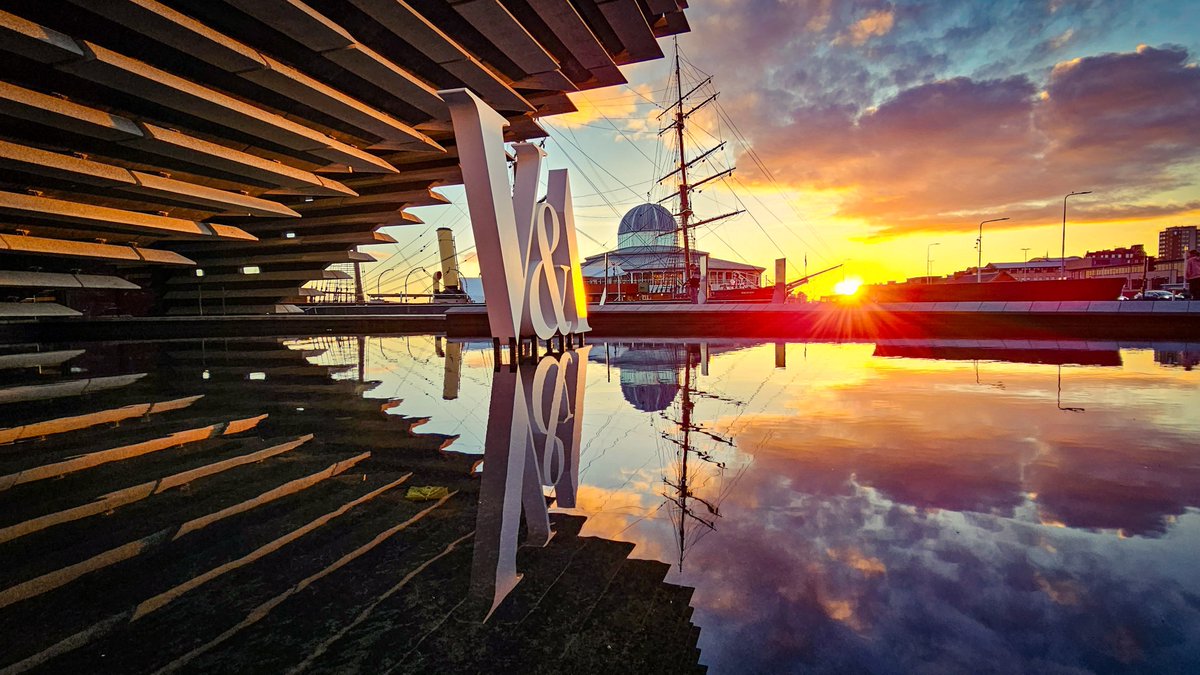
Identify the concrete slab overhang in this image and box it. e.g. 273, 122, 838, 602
0, 0, 691, 315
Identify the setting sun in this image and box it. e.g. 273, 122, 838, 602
834, 277, 864, 296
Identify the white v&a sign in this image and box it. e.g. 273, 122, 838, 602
440, 88, 591, 342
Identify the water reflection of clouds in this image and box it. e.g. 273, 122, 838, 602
571, 342, 1199, 673
727, 352, 1200, 534
346, 338, 1200, 673
684, 475, 1200, 673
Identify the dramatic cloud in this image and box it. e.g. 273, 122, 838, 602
745, 46, 1200, 237
685, 1, 1200, 239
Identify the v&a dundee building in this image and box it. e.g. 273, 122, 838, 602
0, 0, 690, 317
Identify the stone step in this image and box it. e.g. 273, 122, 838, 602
0, 436, 254, 528
0, 443, 341, 579
561, 557, 677, 671
53, 485, 462, 674
0, 411, 266, 476
180, 502, 478, 675
296, 521, 478, 675
0, 470, 410, 670
410, 535, 639, 673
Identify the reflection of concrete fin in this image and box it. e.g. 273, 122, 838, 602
470, 347, 590, 619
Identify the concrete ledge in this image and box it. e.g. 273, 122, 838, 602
0, 313, 445, 342
1117, 301, 1156, 313
1030, 301, 1061, 312
1151, 301, 1195, 313
1057, 301, 1091, 312
7, 301, 1200, 343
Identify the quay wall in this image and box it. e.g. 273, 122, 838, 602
4, 302, 1200, 343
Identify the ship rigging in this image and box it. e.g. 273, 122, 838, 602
659, 39, 745, 302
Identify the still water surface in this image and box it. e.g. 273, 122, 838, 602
1, 336, 1198, 673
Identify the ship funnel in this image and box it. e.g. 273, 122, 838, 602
436, 227, 461, 290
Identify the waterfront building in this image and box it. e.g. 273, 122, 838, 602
1158, 225, 1199, 260
1068, 257, 1187, 294
1081, 244, 1147, 268
914, 246, 1173, 296
944, 259, 1078, 283
579, 203, 764, 302
0, 2, 691, 317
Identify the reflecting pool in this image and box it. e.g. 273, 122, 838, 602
1, 336, 1198, 673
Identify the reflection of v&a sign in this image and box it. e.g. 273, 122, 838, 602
470, 346, 590, 619
440, 88, 591, 342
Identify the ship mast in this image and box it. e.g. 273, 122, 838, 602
672, 42, 694, 302
659, 40, 743, 303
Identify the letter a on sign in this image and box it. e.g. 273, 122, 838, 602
439, 88, 591, 341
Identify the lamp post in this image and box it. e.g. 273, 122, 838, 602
926, 242, 940, 282
403, 266, 428, 304
1061, 191, 1092, 278
976, 217, 1009, 283
1021, 247, 1031, 263
375, 264, 403, 297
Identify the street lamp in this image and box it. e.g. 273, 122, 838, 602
1021, 247, 1031, 263
1061, 191, 1092, 278
375, 264, 402, 297
926, 242, 940, 282
976, 217, 1010, 283
403, 266, 429, 304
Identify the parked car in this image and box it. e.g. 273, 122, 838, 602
1133, 290, 1178, 301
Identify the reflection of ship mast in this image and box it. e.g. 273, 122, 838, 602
661, 345, 731, 571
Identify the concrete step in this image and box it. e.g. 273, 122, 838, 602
0, 470, 410, 670
180, 502, 478, 674
54, 484, 460, 674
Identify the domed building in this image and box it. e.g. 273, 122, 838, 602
616, 203, 680, 249
580, 204, 764, 301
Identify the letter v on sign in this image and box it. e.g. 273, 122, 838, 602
440, 88, 590, 341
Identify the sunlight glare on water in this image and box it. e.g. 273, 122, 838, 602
1, 336, 1197, 674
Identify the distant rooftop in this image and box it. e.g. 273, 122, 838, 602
988, 258, 1080, 269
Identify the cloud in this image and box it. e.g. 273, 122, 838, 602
834, 8, 896, 46
682, 1, 1200, 240
739, 46, 1200, 237
552, 84, 660, 131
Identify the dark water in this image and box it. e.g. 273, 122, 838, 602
1, 336, 1198, 673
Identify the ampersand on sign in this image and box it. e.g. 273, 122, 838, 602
441, 87, 592, 341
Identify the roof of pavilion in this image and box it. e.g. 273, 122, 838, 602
580, 246, 765, 277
